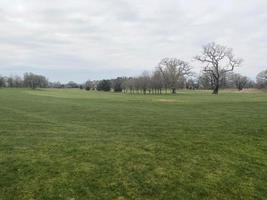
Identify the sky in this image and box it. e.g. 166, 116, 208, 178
0, 0, 266, 83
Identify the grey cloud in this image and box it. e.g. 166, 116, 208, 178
0, 0, 266, 81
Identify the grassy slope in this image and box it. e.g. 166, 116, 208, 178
0, 89, 267, 200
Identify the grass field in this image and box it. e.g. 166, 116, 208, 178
0, 88, 267, 200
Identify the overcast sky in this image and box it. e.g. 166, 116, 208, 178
0, 0, 266, 82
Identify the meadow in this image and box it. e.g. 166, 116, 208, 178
0, 88, 267, 200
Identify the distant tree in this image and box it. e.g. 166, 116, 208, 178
219, 73, 228, 89
158, 58, 192, 94
13, 76, 23, 87
133, 77, 141, 93
91, 81, 99, 90
186, 78, 199, 90
256, 70, 267, 89
231, 73, 249, 91
66, 81, 79, 88
113, 77, 123, 92
151, 69, 164, 94
0, 76, 5, 88
97, 80, 111, 91
121, 77, 135, 93
7, 77, 14, 87
49, 81, 62, 88
246, 79, 256, 88
139, 71, 150, 94
126, 78, 135, 93
195, 42, 242, 94
85, 80, 93, 91
198, 72, 214, 89
121, 79, 128, 93
23, 73, 48, 89
177, 75, 186, 89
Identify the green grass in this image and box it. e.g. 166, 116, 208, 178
0, 88, 267, 200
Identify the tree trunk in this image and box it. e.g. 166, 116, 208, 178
212, 82, 219, 95
172, 88, 176, 94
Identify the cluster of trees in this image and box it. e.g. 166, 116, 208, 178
1, 43, 267, 94
81, 79, 123, 92
0, 73, 48, 89
23, 73, 48, 89
81, 43, 266, 94
198, 72, 255, 91
82, 70, 257, 94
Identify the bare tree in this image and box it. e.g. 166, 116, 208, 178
158, 58, 192, 94
49, 81, 62, 88
198, 72, 214, 89
256, 70, 267, 89
112, 77, 124, 92
24, 73, 48, 89
85, 80, 93, 90
0, 75, 5, 88
177, 75, 186, 89
13, 76, 23, 87
121, 79, 128, 93
139, 71, 150, 94
133, 77, 141, 93
126, 78, 135, 93
186, 78, 198, 90
195, 42, 242, 94
7, 77, 14, 87
151, 69, 164, 94
231, 73, 248, 91
66, 81, 79, 88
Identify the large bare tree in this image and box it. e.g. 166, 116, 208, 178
195, 42, 242, 94
158, 58, 192, 94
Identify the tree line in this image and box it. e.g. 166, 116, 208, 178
1, 42, 267, 94
88, 70, 262, 94
0, 73, 48, 89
